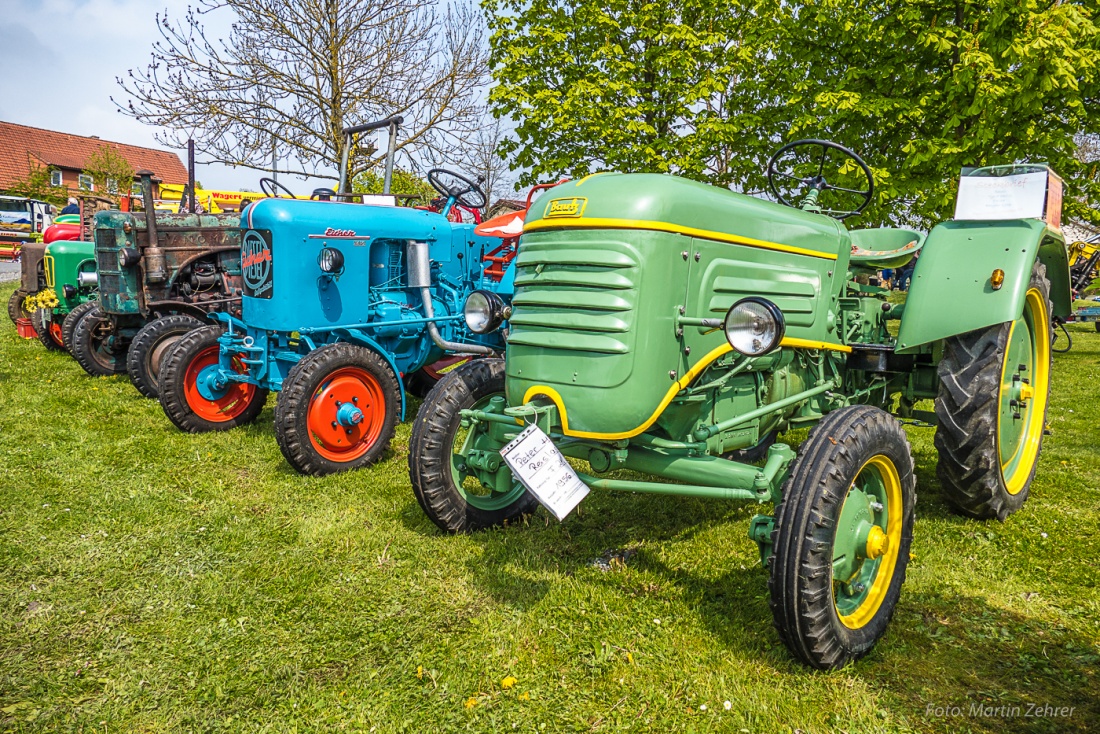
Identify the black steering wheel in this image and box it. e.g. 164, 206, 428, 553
259, 177, 297, 199
310, 188, 337, 201
427, 168, 487, 210
767, 139, 873, 219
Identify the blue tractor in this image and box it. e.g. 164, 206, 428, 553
157, 116, 517, 475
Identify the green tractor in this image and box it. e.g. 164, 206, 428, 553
29, 239, 99, 352
408, 141, 1069, 670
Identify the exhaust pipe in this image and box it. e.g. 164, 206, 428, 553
407, 241, 494, 355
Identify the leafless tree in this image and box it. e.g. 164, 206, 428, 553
116, 0, 489, 182
457, 115, 519, 214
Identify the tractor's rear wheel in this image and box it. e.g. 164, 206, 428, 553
62, 301, 99, 352
70, 304, 127, 376
769, 405, 916, 670
274, 343, 401, 476
404, 355, 475, 398
33, 308, 66, 351
127, 314, 204, 399
8, 288, 31, 324
934, 260, 1052, 520
409, 358, 538, 533
159, 325, 267, 432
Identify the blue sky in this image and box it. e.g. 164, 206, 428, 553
0, 0, 332, 192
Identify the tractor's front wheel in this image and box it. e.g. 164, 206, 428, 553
274, 343, 401, 476
408, 358, 538, 533
70, 304, 126, 376
62, 301, 99, 352
159, 325, 267, 432
127, 314, 204, 399
934, 260, 1052, 520
33, 308, 66, 351
8, 288, 31, 324
768, 405, 916, 670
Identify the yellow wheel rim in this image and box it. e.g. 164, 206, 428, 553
996, 288, 1050, 495
833, 455, 904, 630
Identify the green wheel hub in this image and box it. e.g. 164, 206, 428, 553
832, 455, 903, 629
451, 396, 527, 512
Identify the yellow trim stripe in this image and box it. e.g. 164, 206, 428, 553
522, 337, 851, 440
523, 216, 838, 261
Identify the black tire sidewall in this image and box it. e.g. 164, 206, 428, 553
408, 358, 538, 533
770, 405, 916, 669
126, 315, 204, 399
274, 342, 401, 476
62, 300, 98, 352
158, 325, 268, 433
33, 308, 65, 351
71, 305, 126, 376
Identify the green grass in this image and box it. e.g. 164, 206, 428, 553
1, 279, 1097, 733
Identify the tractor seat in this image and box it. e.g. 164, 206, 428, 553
848, 228, 925, 269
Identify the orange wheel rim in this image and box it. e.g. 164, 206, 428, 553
183, 345, 258, 422
49, 321, 64, 347
306, 366, 388, 462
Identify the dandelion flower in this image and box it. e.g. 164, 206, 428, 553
417, 666, 424, 679
519, 692, 530, 701
464, 697, 478, 709
501, 675, 517, 689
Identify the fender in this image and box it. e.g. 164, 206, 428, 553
330, 327, 408, 420
895, 219, 1069, 353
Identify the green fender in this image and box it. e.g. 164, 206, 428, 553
895, 219, 1069, 353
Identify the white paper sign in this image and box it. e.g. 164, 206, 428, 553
954, 171, 1048, 221
500, 424, 590, 521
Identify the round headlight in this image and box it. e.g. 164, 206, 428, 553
318, 247, 344, 273
463, 290, 509, 334
118, 247, 141, 268
723, 297, 785, 356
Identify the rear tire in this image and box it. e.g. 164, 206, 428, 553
126, 314, 204, 399
71, 304, 126, 376
159, 325, 268, 432
934, 261, 1052, 520
8, 288, 31, 324
275, 343, 401, 476
409, 358, 538, 533
62, 300, 99, 352
769, 405, 916, 670
33, 308, 66, 351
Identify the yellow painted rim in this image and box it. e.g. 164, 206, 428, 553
521, 338, 850, 440
836, 455, 904, 630
997, 287, 1050, 495
522, 217, 839, 261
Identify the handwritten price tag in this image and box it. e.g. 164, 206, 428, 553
500, 424, 589, 521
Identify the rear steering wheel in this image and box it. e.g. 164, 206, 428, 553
767, 140, 873, 219
428, 168, 487, 210
259, 177, 297, 199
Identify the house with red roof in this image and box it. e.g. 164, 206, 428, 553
0, 121, 186, 198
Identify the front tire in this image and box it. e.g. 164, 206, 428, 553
33, 308, 66, 351
70, 304, 127, 376
126, 314, 204, 399
8, 288, 31, 324
158, 325, 267, 432
408, 359, 538, 533
274, 343, 401, 476
769, 405, 916, 670
934, 260, 1052, 520
62, 300, 99, 352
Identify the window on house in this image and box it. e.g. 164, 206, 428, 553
49, 170, 63, 187
107, 178, 119, 195
78, 174, 94, 191
130, 182, 143, 197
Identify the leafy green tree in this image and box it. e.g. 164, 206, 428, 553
485, 0, 788, 190
82, 145, 136, 205
354, 168, 437, 207
3, 162, 67, 206
488, 0, 1100, 227
777, 0, 1100, 226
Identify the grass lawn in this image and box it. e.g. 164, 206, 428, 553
1, 279, 1097, 733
